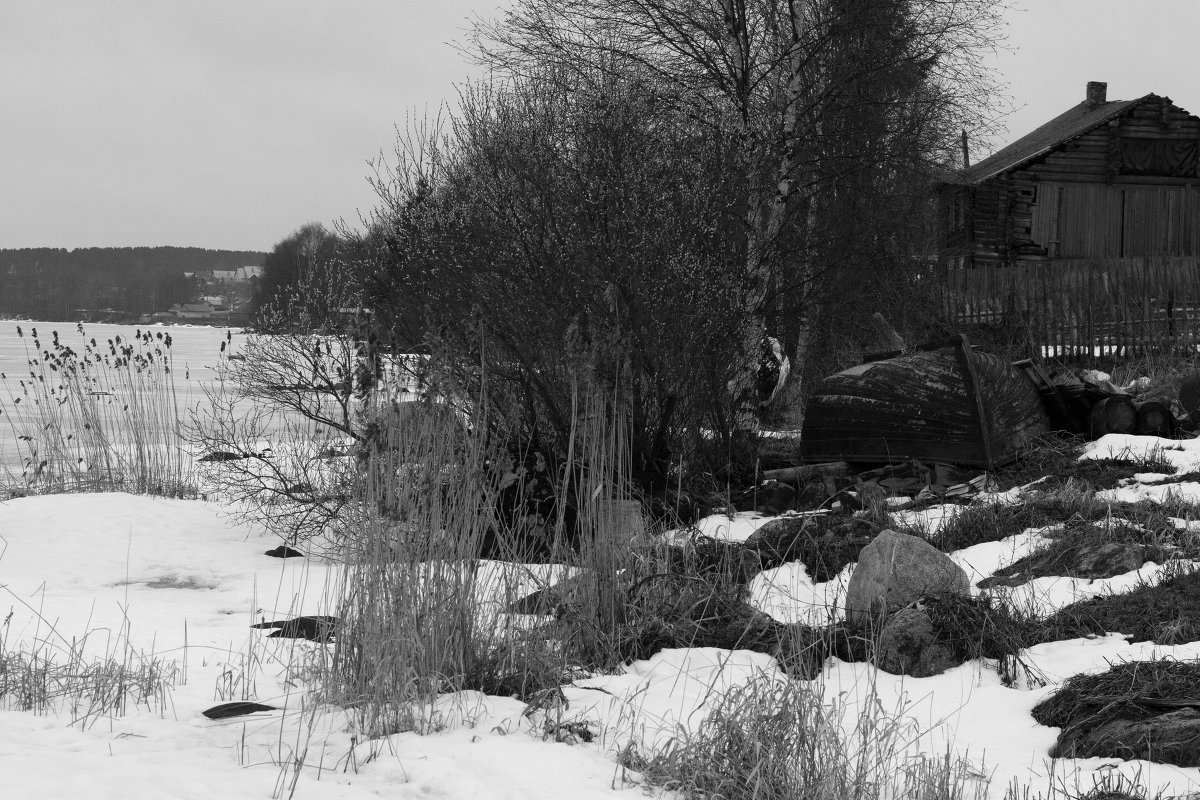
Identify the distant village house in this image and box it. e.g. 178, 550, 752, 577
168, 301, 218, 320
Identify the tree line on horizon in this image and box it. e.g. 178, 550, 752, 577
0, 246, 267, 320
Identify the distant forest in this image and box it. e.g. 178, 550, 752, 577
0, 247, 266, 320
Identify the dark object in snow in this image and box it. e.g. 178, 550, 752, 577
202, 701, 279, 720
251, 615, 337, 642
1135, 400, 1176, 437
801, 335, 1049, 469
744, 516, 882, 580
264, 544, 306, 559
198, 451, 248, 462
1088, 395, 1137, 438
977, 541, 1149, 589
1180, 373, 1200, 424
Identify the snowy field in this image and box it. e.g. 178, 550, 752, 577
3, 433, 1200, 798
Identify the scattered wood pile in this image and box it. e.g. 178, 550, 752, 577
1014, 359, 1179, 438
735, 460, 998, 516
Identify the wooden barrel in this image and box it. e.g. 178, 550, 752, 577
1134, 401, 1174, 437
1089, 396, 1137, 438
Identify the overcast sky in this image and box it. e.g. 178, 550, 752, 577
2, 0, 1197, 253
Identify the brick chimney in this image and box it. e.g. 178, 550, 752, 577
1086, 81, 1108, 109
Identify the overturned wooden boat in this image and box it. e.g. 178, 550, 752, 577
800, 335, 1049, 470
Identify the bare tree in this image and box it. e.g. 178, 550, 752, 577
189, 232, 377, 552
358, 70, 756, 487
470, 0, 1009, 425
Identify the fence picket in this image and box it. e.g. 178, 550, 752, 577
944, 257, 1200, 361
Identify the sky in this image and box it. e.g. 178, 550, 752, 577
1, 0, 1198, 253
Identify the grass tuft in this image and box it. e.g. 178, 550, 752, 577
1035, 566, 1200, 645
0, 613, 180, 728
628, 673, 988, 800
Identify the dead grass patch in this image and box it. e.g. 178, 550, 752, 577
1035, 567, 1200, 646
914, 594, 1043, 686
995, 434, 1177, 493
1031, 658, 1200, 767
743, 514, 881, 581
927, 486, 1200, 557
980, 520, 1180, 589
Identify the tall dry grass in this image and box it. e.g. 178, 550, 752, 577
0, 324, 191, 496
321, 395, 528, 736
558, 376, 641, 663
316, 371, 644, 735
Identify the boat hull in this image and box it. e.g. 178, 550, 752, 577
800, 336, 1050, 469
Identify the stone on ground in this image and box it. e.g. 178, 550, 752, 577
843, 529, 970, 626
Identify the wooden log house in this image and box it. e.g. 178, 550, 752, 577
940, 82, 1200, 268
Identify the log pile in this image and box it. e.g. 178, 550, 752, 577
1013, 359, 1179, 438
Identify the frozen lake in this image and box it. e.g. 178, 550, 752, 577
0, 319, 425, 487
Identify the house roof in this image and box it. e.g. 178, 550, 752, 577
954, 94, 1155, 185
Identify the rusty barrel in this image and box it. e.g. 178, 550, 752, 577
1089, 396, 1137, 438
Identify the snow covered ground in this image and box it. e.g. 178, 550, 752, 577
3, 433, 1200, 799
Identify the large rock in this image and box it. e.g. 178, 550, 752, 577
875, 607, 959, 678
843, 529, 970, 626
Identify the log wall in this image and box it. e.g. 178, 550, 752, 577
945, 97, 1200, 265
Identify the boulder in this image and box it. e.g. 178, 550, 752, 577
875, 607, 959, 678
843, 529, 970, 626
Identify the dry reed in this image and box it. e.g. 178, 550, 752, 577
0, 324, 191, 496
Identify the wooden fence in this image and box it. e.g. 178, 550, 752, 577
944, 257, 1200, 362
